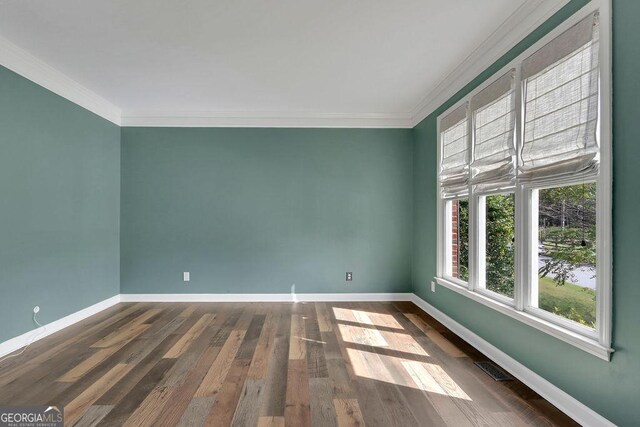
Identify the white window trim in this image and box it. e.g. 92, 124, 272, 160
434, 276, 611, 359
435, 0, 613, 361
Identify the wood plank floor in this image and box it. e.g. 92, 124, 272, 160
0, 302, 578, 426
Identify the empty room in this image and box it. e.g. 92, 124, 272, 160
0, 0, 636, 425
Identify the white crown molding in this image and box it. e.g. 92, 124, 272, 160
0, 295, 121, 359
119, 293, 414, 303
409, 0, 570, 127
120, 111, 413, 128
410, 294, 615, 427
0, 35, 122, 125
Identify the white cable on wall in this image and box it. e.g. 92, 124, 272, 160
0, 310, 46, 364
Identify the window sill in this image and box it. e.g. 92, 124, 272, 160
434, 277, 613, 361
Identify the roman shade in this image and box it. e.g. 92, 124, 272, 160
440, 103, 469, 197
470, 69, 516, 191
520, 11, 600, 183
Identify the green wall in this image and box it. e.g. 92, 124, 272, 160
120, 127, 413, 295
0, 66, 121, 343
412, 0, 639, 424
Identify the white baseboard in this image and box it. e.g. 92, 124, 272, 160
409, 294, 614, 427
0, 293, 409, 356
0, 295, 121, 359
120, 293, 413, 303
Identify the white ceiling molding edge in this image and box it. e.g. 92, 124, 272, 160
408, 0, 570, 127
0, 35, 122, 125
120, 111, 413, 128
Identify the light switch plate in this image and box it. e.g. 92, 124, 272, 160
431, 281, 436, 292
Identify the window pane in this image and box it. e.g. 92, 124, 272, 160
536, 183, 596, 328
450, 198, 469, 281
484, 193, 515, 298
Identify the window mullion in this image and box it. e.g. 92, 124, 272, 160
467, 109, 477, 291
474, 195, 486, 292
514, 67, 526, 311
515, 187, 525, 311
521, 186, 538, 311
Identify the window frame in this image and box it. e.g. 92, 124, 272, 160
522, 178, 600, 340
435, 0, 612, 361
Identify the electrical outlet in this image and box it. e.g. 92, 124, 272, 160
346, 272, 353, 281
183, 272, 190, 282
431, 281, 436, 292
33, 306, 40, 314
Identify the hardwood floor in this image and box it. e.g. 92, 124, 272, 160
0, 301, 578, 426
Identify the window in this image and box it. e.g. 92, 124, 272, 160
478, 192, 515, 299
533, 183, 597, 328
448, 198, 469, 281
439, 104, 470, 285
436, 6, 611, 359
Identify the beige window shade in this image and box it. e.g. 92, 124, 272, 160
520, 12, 600, 183
471, 70, 516, 191
440, 103, 469, 197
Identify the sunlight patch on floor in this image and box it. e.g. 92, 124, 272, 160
338, 324, 429, 356
338, 323, 388, 347
332, 307, 403, 329
346, 348, 471, 400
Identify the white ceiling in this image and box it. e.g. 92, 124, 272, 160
0, 0, 563, 127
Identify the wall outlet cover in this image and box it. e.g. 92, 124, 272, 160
183, 272, 190, 282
